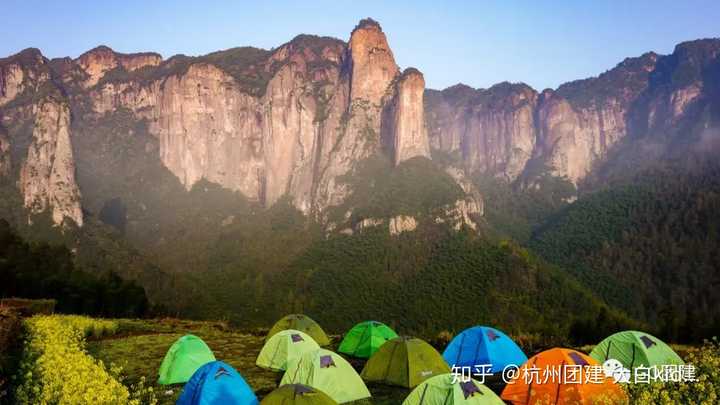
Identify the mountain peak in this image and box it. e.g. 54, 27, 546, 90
348, 18, 398, 103
0, 47, 45, 66
352, 18, 383, 34
274, 34, 346, 63
75, 45, 162, 87
673, 37, 720, 54
401, 67, 423, 78
78, 45, 115, 59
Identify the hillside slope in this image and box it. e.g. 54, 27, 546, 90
529, 161, 720, 342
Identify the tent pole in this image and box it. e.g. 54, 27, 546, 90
605, 340, 612, 361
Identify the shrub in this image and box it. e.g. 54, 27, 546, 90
13, 315, 152, 404
624, 339, 720, 404
0, 298, 56, 316
430, 330, 453, 349
0, 307, 23, 402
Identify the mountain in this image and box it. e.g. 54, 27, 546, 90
1, 19, 719, 341
2, 20, 719, 226
427, 40, 720, 185
2, 19, 441, 225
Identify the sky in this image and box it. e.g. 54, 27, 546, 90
3, 0, 720, 91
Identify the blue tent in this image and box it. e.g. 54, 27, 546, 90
177, 361, 258, 405
442, 326, 527, 373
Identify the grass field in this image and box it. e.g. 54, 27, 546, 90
86, 318, 411, 404
23, 316, 720, 404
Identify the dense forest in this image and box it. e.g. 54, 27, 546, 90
528, 161, 720, 342
0, 219, 149, 317
195, 221, 639, 345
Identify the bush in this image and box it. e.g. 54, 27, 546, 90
0, 307, 22, 352
430, 330, 454, 350
14, 315, 155, 404
0, 219, 150, 318
0, 307, 23, 402
0, 298, 56, 316
624, 339, 720, 404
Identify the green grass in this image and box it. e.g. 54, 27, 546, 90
30, 316, 720, 405
87, 319, 410, 404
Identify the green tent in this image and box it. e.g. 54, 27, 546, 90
267, 314, 330, 346
158, 334, 216, 385
403, 374, 505, 405
361, 337, 450, 388
338, 321, 398, 358
590, 330, 684, 369
256, 329, 320, 371
281, 348, 371, 404
261, 384, 338, 405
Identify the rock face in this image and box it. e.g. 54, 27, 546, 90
385, 68, 431, 165
19, 97, 83, 227
0, 48, 50, 107
0, 63, 26, 106
311, 18, 406, 212
426, 83, 537, 180
350, 215, 419, 235
427, 43, 719, 185
347, 18, 398, 105
536, 52, 659, 182
389, 215, 417, 235
354, 217, 384, 232
76, 46, 162, 87
0, 128, 10, 177
85, 19, 431, 216
1, 21, 718, 230
449, 198, 482, 230
149, 63, 265, 200
89, 37, 350, 213
443, 166, 484, 216
534, 90, 587, 181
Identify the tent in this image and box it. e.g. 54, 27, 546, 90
256, 329, 320, 371
361, 337, 450, 388
402, 374, 505, 405
267, 314, 330, 346
442, 326, 527, 373
590, 330, 684, 370
501, 348, 627, 405
260, 384, 338, 405
281, 348, 371, 404
338, 320, 398, 358
177, 360, 258, 405
158, 334, 216, 385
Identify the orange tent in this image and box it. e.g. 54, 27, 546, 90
501, 348, 627, 404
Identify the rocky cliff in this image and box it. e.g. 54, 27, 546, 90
0, 48, 51, 107
427, 41, 719, 185
313, 18, 405, 212
0, 20, 718, 230
84, 18, 432, 216
19, 97, 83, 227
426, 82, 537, 180
385, 68, 431, 165
76, 46, 162, 87
347, 18, 398, 105
45, 19, 429, 222
0, 126, 10, 177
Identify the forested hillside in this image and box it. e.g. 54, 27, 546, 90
0, 219, 148, 317
529, 161, 720, 342
194, 220, 638, 345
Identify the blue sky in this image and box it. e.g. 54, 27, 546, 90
3, 1, 719, 91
